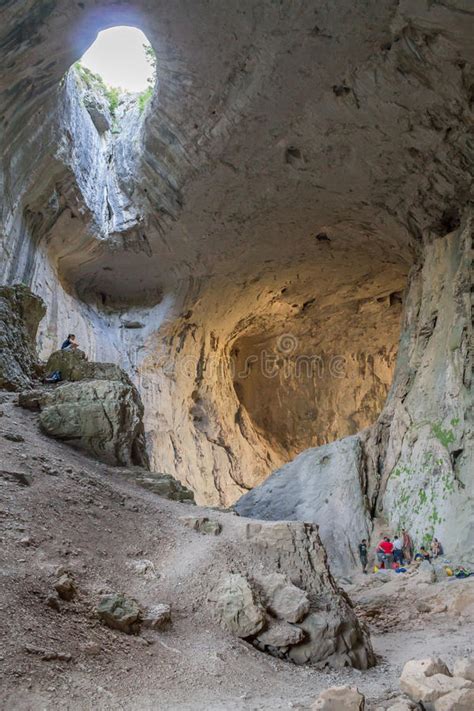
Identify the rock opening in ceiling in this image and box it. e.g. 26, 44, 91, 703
80, 26, 156, 92
230, 288, 404, 459
73, 25, 157, 130
37, 25, 160, 308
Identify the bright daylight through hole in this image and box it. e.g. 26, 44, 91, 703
80, 26, 155, 92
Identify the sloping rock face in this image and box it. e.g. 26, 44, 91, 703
0, 285, 45, 391
235, 436, 371, 575
209, 520, 375, 669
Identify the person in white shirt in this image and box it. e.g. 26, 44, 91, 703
393, 535, 404, 565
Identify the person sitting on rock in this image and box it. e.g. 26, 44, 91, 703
61, 334, 78, 351
392, 534, 404, 565
415, 546, 431, 561
358, 539, 368, 574
431, 537, 444, 558
376, 537, 394, 569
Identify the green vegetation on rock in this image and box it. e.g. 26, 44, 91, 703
138, 85, 153, 114
73, 62, 126, 122
431, 422, 455, 448
105, 86, 121, 117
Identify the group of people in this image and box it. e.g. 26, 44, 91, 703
358, 530, 444, 573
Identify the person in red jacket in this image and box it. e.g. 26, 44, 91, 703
376, 536, 394, 569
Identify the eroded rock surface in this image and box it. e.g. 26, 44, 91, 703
235, 435, 371, 575
45, 349, 129, 384
210, 521, 375, 669
1, 1, 472, 513
0, 285, 45, 391
38, 379, 148, 467
236, 220, 473, 564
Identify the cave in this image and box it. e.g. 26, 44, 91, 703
1, 0, 472, 602
1, 1, 473, 706
1, 2, 471, 510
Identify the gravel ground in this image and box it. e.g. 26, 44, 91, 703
0, 390, 472, 710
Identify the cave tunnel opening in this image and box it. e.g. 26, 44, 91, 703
230, 286, 405, 460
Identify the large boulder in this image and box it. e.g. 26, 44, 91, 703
38, 379, 148, 467
234, 435, 371, 575
244, 522, 374, 669
209, 573, 266, 638
44, 349, 129, 384
0, 284, 45, 391
400, 658, 473, 705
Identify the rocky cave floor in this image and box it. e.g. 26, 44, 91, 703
0, 389, 473, 711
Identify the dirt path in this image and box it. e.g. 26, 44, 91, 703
1, 391, 472, 710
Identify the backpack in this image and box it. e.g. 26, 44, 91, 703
454, 567, 471, 579
45, 370, 62, 383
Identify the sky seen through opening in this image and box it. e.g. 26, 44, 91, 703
80, 26, 155, 92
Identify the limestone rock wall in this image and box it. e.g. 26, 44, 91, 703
0, 285, 45, 391
375, 219, 473, 556
236, 218, 473, 563
0, 1, 473, 511
139, 266, 404, 505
